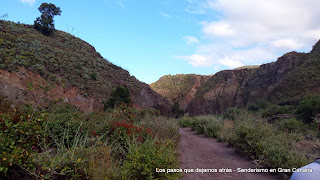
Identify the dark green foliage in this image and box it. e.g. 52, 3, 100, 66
0, 108, 44, 176
89, 72, 98, 80
171, 102, 184, 118
222, 107, 244, 120
296, 94, 320, 123
261, 104, 294, 118
44, 112, 83, 148
248, 99, 269, 112
104, 86, 131, 110
178, 117, 196, 128
34, 3, 61, 36
275, 118, 304, 133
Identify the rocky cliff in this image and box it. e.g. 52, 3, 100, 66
152, 42, 320, 116
150, 74, 211, 110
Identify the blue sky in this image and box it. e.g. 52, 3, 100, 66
2, 0, 320, 83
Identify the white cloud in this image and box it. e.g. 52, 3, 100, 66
205, 0, 320, 47
115, 0, 125, 8
202, 22, 234, 36
177, 0, 320, 70
271, 39, 304, 50
176, 54, 213, 67
160, 12, 172, 19
185, 7, 206, 14
219, 58, 243, 69
183, 36, 200, 45
185, 0, 207, 14
20, 0, 36, 5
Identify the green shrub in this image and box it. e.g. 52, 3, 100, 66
275, 118, 305, 133
104, 86, 132, 110
233, 118, 271, 157
44, 112, 83, 148
171, 102, 184, 118
222, 107, 245, 120
203, 118, 222, 138
296, 94, 320, 123
248, 99, 269, 112
108, 121, 153, 158
261, 104, 293, 117
138, 116, 180, 143
0, 109, 45, 176
121, 139, 180, 180
179, 117, 196, 127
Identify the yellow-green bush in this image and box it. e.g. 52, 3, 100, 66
120, 139, 180, 180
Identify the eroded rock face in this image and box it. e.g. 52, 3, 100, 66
0, 67, 100, 112
186, 69, 251, 115
178, 75, 211, 111
150, 74, 211, 111
0, 67, 171, 114
186, 51, 313, 116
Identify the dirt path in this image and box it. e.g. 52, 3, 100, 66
178, 128, 285, 180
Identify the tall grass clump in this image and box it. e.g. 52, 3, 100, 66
119, 138, 180, 180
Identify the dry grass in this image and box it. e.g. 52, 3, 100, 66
87, 146, 115, 180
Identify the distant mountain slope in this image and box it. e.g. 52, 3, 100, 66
0, 20, 171, 114
152, 42, 320, 116
150, 74, 211, 110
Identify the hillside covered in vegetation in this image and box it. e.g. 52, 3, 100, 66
150, 74, 211, 110
0, 20, 171, 114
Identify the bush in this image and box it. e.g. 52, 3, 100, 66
171, 102, 184, 118
0, 109, 45, 176
104, 86, 131, 110
275, 118, 305, 133
138, 116, 180, 143
44, 112, 83, 148
261, 104, 294, 117
203, 117, 222, 138
296, 94, 320, 123
179, 117, 196, 128
222, 107, 245, 120
248, 99, 269, 112
108, 121, 153, 158
121, 139, 180, 180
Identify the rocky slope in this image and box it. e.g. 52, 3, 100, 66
152, 42, 320, 116
150, 74, 211, 110
0, 20, 171, 114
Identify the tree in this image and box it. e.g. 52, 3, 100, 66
104, 86, 132, 110
34, 3, 61, 36
171, 102, 184, 118
296, 94, 320, 123
0, 13, 8, 20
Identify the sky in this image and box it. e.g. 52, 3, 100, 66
2, 0, 320, 84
